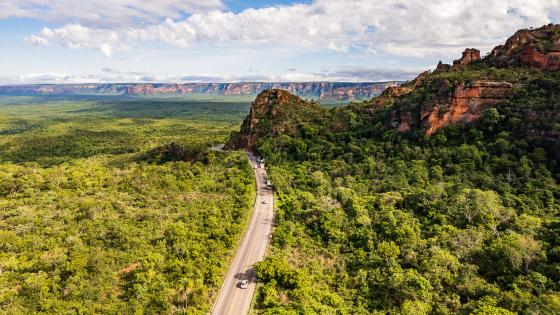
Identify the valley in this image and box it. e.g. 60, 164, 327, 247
0, 96, 256, 313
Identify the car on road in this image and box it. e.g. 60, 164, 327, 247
239, 280, 249, 289
262, 200, 268, 204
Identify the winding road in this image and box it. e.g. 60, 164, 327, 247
211, 152, 274, 315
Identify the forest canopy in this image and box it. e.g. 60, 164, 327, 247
0, 96, 255, 314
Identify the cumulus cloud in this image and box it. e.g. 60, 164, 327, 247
24, 0, 560, 58
0, 0, 224, 27
26, 24, 120, 56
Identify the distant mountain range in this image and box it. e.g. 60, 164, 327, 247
0, 82, 401, 101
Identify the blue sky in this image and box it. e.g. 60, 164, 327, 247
0, 0, 558, 84
225, 0, 312, 12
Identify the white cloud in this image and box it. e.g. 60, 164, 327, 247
26, 24, 120, 57
0, 0, 224, 27
0, 65, 424, 85
24, 0, 560, 59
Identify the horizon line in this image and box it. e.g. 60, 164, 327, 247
0, 80, 406, 87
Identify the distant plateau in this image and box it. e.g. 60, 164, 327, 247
0, 82, 401, 101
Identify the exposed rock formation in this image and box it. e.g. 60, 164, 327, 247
453, 48, 481, 65
380, 85, 413, 98
226, 25, 560, 157
385, 24, 560, 137
421, 81, 514, 136
435, 61, 452, 73
388, 77, 515, 136
225, 89, 324, 150
486, 24, 560, 70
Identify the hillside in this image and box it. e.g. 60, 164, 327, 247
228, 24, 560, 314
0, 82, 399, 102
225, 89, 327, 150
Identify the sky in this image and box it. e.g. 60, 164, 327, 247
0, 0, 559, 84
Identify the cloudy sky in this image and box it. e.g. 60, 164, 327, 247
0, 0, 559, 84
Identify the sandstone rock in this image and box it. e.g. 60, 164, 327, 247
421, 81, 513, 136
391, 80, 514, 136
396, 111, 413, 132
517, 45, 560, 71
435, 61, 451, 73
486, 24, 560, 70
413, 71, 432, 86
225, 89, 322, 150
381, 85, 413, 98
453, 48, 481, 65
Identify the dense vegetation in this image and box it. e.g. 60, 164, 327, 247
251, 70, 560, 314
0, 96, 255, 314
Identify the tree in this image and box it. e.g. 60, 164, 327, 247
490, 233, 543, 274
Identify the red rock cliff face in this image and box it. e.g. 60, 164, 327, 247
517, 45, 560, 71
225, 89, 320, 150
421, 81, 514, 136
387, 72, 515, 136
385, 25, 560, 136
486, 24, 560, 71
453, 48, 481, 65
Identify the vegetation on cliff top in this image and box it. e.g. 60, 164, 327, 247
224, 25, 560, 314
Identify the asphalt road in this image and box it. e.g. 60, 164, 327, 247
211, 152, 274, 315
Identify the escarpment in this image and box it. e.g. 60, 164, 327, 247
389, 79, 516, 136
228, 24, 560, 153
388, 24, 560, 137
420, 81, 514, 136
225, 89, 325, 150
486, 23, 560, 70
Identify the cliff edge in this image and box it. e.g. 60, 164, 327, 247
225, 89, 325, 150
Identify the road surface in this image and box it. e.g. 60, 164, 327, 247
211, 152, 274, 315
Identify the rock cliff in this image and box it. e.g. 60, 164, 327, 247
453, 48, 481, 65
225, 89, 325, 150
225, 24, 560, 152
0, 82, 399, 102
486, 23, 560, 70
388, 24, 560, 136
420, 81, 514, 136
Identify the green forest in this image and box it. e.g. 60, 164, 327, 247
0, 96, 255, 314
248, 69, 560, 314
2, 67, 560, 315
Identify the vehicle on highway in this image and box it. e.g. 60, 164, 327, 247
239, 280, 249, 289
262, 200, 268, 204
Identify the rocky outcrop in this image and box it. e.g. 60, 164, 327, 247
435, 61, 452, 73
225, 89, 324, 150
385, 24, 560, 136
486, 24, 560, 70
517, 45, 560, 71
381, 85, 413, 98
453, 48, 481, 65
421, 81, 514, 136
389, 80, 514, 136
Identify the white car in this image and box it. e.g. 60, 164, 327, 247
262, 200, 268, 204
239, 280, 249, 289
